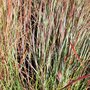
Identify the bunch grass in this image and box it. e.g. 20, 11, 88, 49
0, 0, 90, 90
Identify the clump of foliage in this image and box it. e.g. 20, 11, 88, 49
0, 0, 90, 90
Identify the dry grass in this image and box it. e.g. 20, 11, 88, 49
0, 0, 90, 90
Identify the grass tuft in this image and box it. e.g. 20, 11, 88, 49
0, 0, 90, 90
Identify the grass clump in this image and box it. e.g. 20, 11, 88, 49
0, 0, 90, 90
